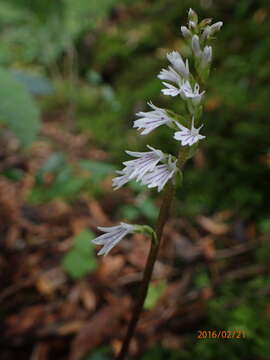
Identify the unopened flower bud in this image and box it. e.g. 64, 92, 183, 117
201, 46, 212, 67
189, 20, 197, 29
199, 18, 212, 28
188, 8, 198, 24
210, 21, 223, 35
181, 26, 192, 39
202, 21, 223, 40
202, 26, 211, 41
191, 35, 201, 57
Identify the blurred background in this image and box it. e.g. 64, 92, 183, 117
1, 0, 270, 359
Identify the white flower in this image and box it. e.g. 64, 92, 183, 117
173, 118, 205, 146
140, 156, 178, 192
134, 102, 174, 135
112, 146, 165, 190
179, 80, 205, 105
167, 51, 189, 79
92, 222, 135, 256
191, 35, 202, 57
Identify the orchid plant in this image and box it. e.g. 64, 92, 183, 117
92, 9, 223, 360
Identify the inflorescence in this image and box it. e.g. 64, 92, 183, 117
92, 8, 223, 256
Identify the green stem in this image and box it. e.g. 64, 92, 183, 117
116, 147, 189, 360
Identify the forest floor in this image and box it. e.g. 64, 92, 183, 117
0, 118, 265, 360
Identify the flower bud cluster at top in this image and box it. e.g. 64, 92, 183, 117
92, 9, 223, 255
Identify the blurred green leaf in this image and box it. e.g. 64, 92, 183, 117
84, 347, 111, 360
144, 280, 167, 310
258, 218, 270, 235
0, 67, 40, 145
64, 0, 118, 36
46, 167, 87, 198
79, 159, 116, 183
73, 228, 94, 255
36, 152, 66, 183
11, 70, 54, 96
3, 168, 24, 181
137, 199, 158, 221
62, 229, 97, 279
194, 271, 211, 289
120, 205, 140, 221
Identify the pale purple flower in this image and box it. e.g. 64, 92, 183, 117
134, 102, 174, 135
161, 82, 182, 97
158, 66, 181, 84
92, 222, 135, 255
112, 146, 165, 189
140, 156, 178, 192
158, 52, 189, 96
167, 51, 189, 79
112, 169, 131, 190
161, 79, 204, 104
179, 80, 205, 105
173, 118, 205, 146
161, 82, 181, 97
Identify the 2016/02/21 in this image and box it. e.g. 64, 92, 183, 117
197, 330, 246, 339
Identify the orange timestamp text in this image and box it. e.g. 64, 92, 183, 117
197, 330, 246, 339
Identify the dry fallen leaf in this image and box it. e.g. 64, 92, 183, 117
35, 267, 66, 296
97, 255, 125, 284
196, 215, 229, 235
69, 297, 131, 360
79, 281, 97, 312
6, 305, 47, 335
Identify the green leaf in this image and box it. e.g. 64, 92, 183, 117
194, 271, 210, 289
144, 280, 167, 310
0, 67, 40, 146
11, 70, 54, 96
3, 168, 24, 181
62, 249, 96, 279
73, 228, 95, 254
120, 205, 140, 221
64, 0, 117, 36
48, 166, 87, 198
137, 199, 158, 221
79, 159, 116, 183
62, 229, 97, 279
